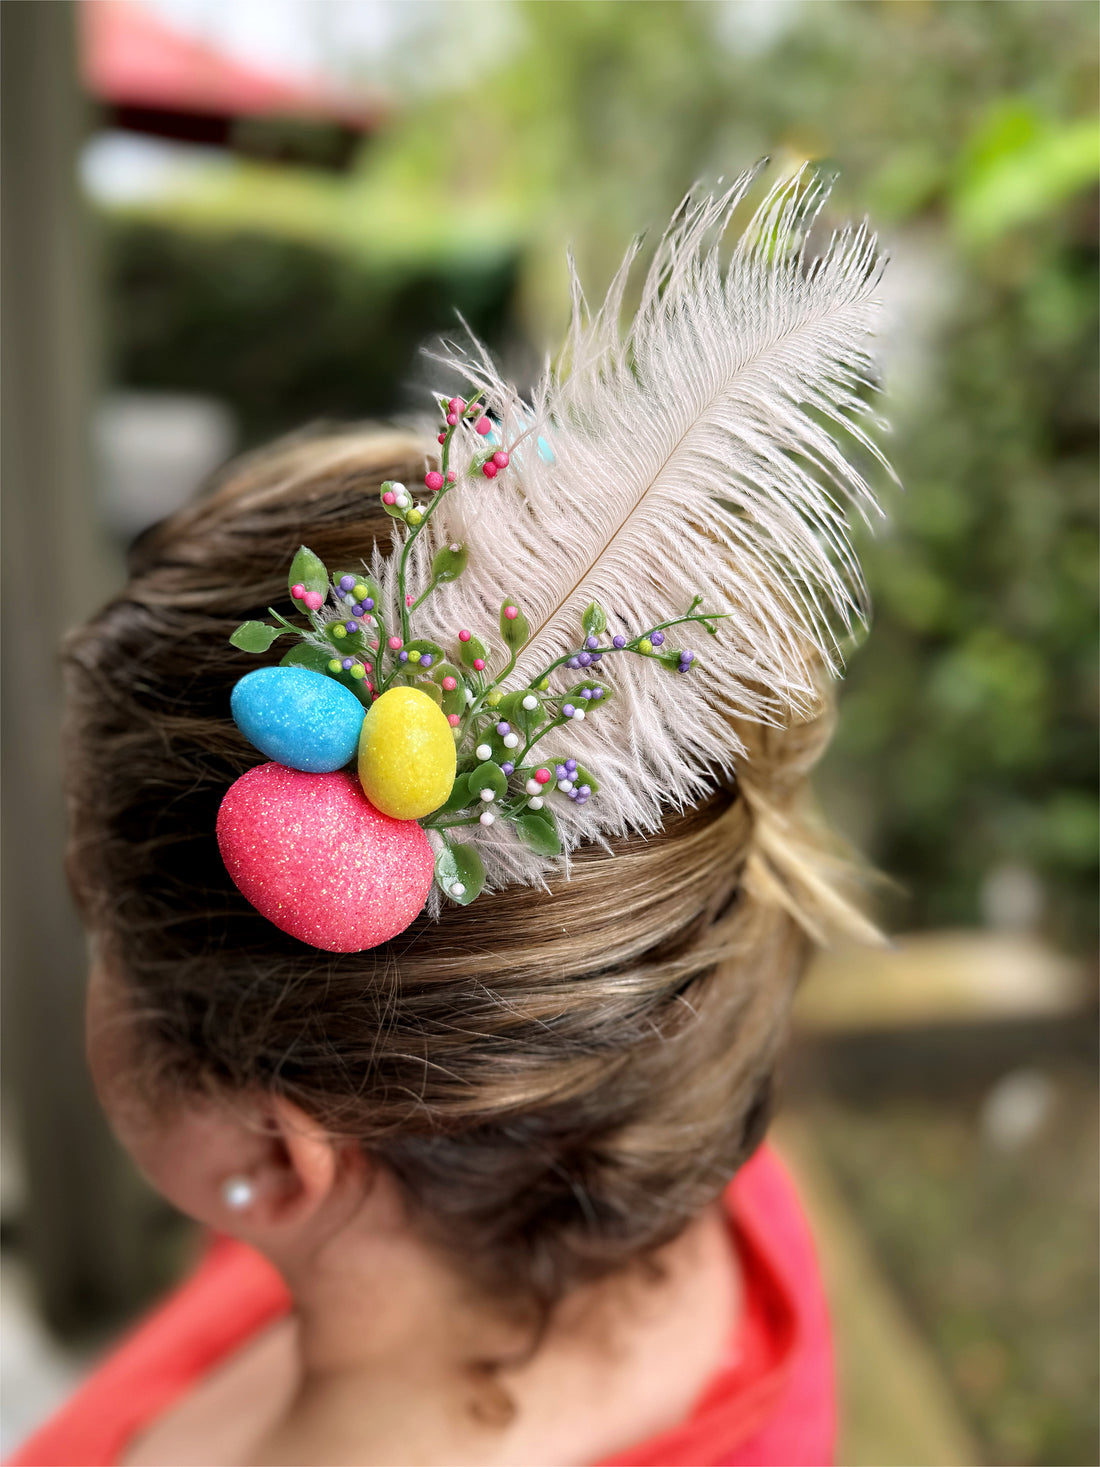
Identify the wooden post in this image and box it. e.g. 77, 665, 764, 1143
1, 0, 154, 1335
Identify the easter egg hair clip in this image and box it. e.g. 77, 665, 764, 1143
216, 168, 890, 952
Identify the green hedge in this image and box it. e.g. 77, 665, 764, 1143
102, 221, 519, 446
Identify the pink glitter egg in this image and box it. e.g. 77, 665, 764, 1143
217, 764, 434, 953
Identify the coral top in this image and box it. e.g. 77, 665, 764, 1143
10, 1146, 834, 1467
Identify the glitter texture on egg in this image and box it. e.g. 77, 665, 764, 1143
217, 763, 434, 952
358, 685, 457, 820
231, 666, 365, 773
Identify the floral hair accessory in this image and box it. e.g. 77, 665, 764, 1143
216, 168, 889, 951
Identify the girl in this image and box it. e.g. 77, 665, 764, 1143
12, 174, 884, 1467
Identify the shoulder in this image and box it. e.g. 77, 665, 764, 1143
6, 1238, 289, 1467
602, 1144, 835, 1467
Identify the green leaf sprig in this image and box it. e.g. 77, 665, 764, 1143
228, 395, 728, 908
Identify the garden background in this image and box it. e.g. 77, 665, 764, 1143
3, 3, 1097, 1464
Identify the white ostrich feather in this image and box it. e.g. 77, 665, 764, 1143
380, 167, 891, 893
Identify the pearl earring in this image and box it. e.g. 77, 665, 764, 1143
221, 1175, 255, 1212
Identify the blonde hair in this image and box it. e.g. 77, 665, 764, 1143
64, 428, 871, 1325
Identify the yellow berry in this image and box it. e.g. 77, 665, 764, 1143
408, 650, 422, 664
639, 638, 653, 654
487, 690, 503, 707
538, 677, 549, 691
407, 509, 423, 526
332, 624, 347, 638
328, 658, 342, 673
350, 664, 366, 680
353, 584, 370, 601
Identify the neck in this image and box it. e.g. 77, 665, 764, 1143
286, 1189, 525, 1380
252, 1172, 741, 1467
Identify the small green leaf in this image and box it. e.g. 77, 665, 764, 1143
332, 573, 380, 608
381, 498, 409, 521
572, 763, 600, 796
471, 760, 508, 801
281, 643, 371, 706
483, 730, 510, 765
435, 772, 473, 815
229, 621, 284, 653
433, 662, 466, 717
500, 689, 544, 736
322, 627, 368, 658
500, 599, 530, 649
435, 840, 486, 905
415, 678, 443, 706
431, 542, 469, 584
539, 758, 598, 795
582, 601, 607, 637
288, 546, 328, 600
567, 681, 612, 708
281, 642, 330, 672
404, 639, 445, 666
458, 635, 489, 670
514, 811, 562, 856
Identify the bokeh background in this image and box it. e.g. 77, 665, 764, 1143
2, 2, 1097, 1463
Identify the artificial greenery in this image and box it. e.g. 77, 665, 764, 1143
231, 393, 722, 904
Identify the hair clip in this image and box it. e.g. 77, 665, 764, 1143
216, 168, 888, 952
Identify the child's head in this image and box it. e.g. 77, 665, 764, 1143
65, 427, 857, 1325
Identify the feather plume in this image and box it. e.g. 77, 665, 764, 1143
381, 167, 891, 891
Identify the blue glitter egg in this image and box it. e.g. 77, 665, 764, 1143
231, 667, 365, 773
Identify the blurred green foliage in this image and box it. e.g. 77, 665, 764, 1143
104, 223, 518, 444
835, 210, 1098, 944
100, 0, 1098, 946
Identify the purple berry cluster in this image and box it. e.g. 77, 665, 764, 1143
555, 760, 591, 806
337, 574, 374, 617
565, 634, 604, 671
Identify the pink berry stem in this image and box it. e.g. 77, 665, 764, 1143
394, 386, 486, 646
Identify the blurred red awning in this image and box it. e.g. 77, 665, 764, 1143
80, 0, 385, 154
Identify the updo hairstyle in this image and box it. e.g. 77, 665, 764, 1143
64, 428, 868, 1328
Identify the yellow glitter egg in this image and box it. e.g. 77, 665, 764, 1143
358, 686, 457, 820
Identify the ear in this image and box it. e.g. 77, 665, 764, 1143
86, 960, 369, 1251
109, 1083, 368, 1254
213, 1096, 372, 1263
246, 1094, 354, 1233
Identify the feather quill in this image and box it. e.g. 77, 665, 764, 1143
381, 167, 891, 891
